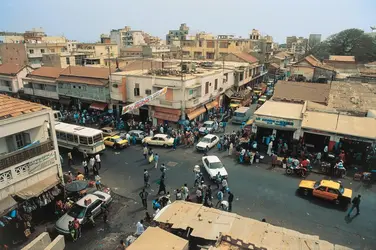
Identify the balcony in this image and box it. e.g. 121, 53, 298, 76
0, 85, 12, 92
34, 89, 59, 99
0, 140, 54, 171
185, 98, 200, 109
23, 87, 34, 95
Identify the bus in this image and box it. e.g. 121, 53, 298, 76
54, 122, 105, 155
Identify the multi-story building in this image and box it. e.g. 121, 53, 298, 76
23, 28, 46, 42
56, 66, 111, 109
26, 42, 68, 68
166, 23, 189, 45
0, 95, 62, 216
290, 55, 336, 82
308, 34, 322, 48
286, 36, 297, 49
110, 26, 131, 49
22, 66, 63, 106
0, 43, 28, 65
122, 31, 146, 47
76, 43, 118, 67
0, 63, 33, 96
100, 34, 111, 44
0, 32, 25, 44
144, 33, 162, 46
291, 37, 308, 55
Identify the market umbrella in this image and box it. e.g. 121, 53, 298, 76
65, 180, 88, 192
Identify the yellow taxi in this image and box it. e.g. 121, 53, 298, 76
103, 135, 128, 149
298, 179, 352, 207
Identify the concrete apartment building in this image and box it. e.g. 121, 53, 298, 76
166, 23, 189, 45
0, 95, 62, 217
0, 63, 33, 96
0, 43, 28, 66
76, 43, 118, 67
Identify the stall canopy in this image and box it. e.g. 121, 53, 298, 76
0, 196, 17, 216
15, 175, 60, 200
186, 107, 206, 120
225, 89, 234, 98
89, 102, 108, 111
205, 101, 219, 110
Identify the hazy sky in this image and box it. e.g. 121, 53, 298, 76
1, 0, 375, 43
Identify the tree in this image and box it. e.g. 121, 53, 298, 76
311, 28, 376, 62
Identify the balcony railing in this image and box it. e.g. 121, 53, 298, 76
34, 89, 59, 99
0, 86, 12, 92
0, 140, 54, 171
23, 87, 34, 95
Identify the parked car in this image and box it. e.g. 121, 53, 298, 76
298, 179, 352, 208
199, 121, 216, 134
104, 135, 128, 149
196, 134, 219, 151
120, 130, 146, 142
55, 191, 112, 235
142, 134, 174, 147
101, 127, 119, 137
202, 155, 228, 180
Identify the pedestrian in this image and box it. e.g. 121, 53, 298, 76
206, 185, 212, 201
215, 172, 221, 189
175, 188, 182, 200
83, 150, 88, 161
267, 141, 273, 156
73, 217, 81, 238
173, 136, 177, 150
139, 189, 149, 209
116, 240, 126, 250
154, 153, 159, 169
68, 151, 73, 167
95, 175, 102, 190
95, 153, 101, 169
228, 191, 234, 212
271, 153, 278, 168
182, 183, 189, 200
216, 189, 224, 208
89, 156, 95, 169
228, 142, 233, 156
135, 220, 145, 236
148, 148, 154, 164
143, 169, 150, 188
68, 221, 77, 242
157, 178, 166, 195
314, 152, 322, 166
82, 160, 88, 175
143, 145, 148, 159
93, 163, 99, 176
132, 134, 136, 145
347, 194, 361, 217
101, 204, 109, 223
221, 178, 228, 193
196, 188, 203, 203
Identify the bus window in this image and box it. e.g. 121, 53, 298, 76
79, 136, 88, 145
74, 135, 79, 143
60, 132, 67, 141
88, 137, 94, 145
93, 134, 103, 143
67, 133, 74, 142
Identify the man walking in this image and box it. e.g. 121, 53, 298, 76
154, 153, 159, 169
143, 145, 148, 159
143, 169, 150, 188
228, 191, 234, 212
95, 153, 101, 170
67, 152, 73, 167
216, 189, 224, 208
139, 189, 149, 209
82, 160, 88, 175
157, 178, 166, 195
347, 194, 361, 217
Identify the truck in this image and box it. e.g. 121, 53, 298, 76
229, 89, 252, 109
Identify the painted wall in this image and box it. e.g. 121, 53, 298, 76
58, 82, 110, 102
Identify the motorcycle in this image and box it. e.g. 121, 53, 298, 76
286, 165, 308, 178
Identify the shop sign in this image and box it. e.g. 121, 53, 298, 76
16, 152, 56, 174
122, 87, 167, 115
255, 117, 294, 127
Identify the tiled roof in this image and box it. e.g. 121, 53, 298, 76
296, 55, 335, 71
0, 95, 48, 120
329, 55, 355, 62
59, 66, 110, 79
273, 51, 290, 60
57, 75, 108, 86
28, 66, 63, 79
272, 80, 330, 105
0, 63, 25, 75
232, 52, 259, 64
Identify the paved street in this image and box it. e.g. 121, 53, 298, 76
62, 141, 376, 250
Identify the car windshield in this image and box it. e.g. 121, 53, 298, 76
314, 181, 320, 189
201, 138, 211, 143
115, 138, 123, 143
210, 161, 223, 169
234, 112, 245, 117
203, 123, 212, 128
231, 100, 241, 104
67, 204, 86, 219
339, 185, 344, 194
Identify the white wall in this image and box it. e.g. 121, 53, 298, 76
0, 137, 7, 155
16, 67, 31, 90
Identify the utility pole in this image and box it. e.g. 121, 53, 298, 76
180, 43, 186, 121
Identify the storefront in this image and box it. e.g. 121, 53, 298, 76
186, 106, 206, 122
153, 106, 181, 127
253, 101, 304, 144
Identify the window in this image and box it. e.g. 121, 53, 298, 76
60, 132, 67, 141
214, 79, 218, 90
318, 186, 326, 192
224, 73, 228, 83
66, 57, 70, 65
74, 135, 79, 143
199, 41, 202, 47
93, 134, 103, 143
134, 83, 140, 96
145, 89, 152, 95
15, 132, 31, 149
41, 49, 45, 53
206, 41, 214, 48
88, 137, 94, 145
205, 82, 209, 94
66, 133, 74, 142
79, 136, 88, 145
239, 72, 244, 81
60, 48, 65, 53
29, 49, 34, 54
328, 188, 338, 195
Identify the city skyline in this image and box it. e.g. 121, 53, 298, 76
0, 0, 375, 43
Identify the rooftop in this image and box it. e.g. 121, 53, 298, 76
329, 55, 356, 62
273, 51, 291, 60
27, 66, 63, 79
57, 66, 110, 85
231, 52, 259, 64
328, 81, 376, 113
0, 95, 48, 120
254, 101, 304, 120
0, 63, 25, 76
272, 81, 330, 105
295, 55, 335, 71
127, 227, 188, 250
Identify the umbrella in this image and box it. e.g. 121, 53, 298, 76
65, 181, 88, 192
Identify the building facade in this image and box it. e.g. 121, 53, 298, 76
0, 43, 28, 66
0, 95, 62, 216
0, 63, 32, 95
290, 55, 335, 82
26, 43, 68, 68
76, 43, 118, 67
166, 23, 189, 45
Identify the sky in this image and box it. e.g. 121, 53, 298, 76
1, 0, 375, 44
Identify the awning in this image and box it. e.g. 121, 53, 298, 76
225, 89, 234, 98
59, 96, 71, 105
15, 175, 60, 200
89, 102, 108, 111
246, 119, 254, 126
205, 100, 218, 110
0, 196, 17, 216
154, 112, 180, 122
187, 107, 206, 120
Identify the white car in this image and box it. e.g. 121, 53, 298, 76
202, 155, 228, 180
196, 134, 219, 151
142, 134, 174, 147
55, 191, 112, 235
199, 121, 215, 134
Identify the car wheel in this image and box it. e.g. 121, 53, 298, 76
286, 168, 293, 175
164, 144, 168, 148
114, 144, 118, 150
334, 199, 340, 205
303, 189, 309, 196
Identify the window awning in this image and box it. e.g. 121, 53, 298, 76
187, 107, 206, 120
205, 101, 219, 110
0, 196, 17, 216
14, 175, 60, 200
59, 96, 71, 105
154, 112, 180, 122
225, 89, 234, 98
89, 102, 108, 111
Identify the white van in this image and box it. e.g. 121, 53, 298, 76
232, 107, 252, 124
53, 111, 63, 121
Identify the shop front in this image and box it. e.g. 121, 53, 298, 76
153, 106, 181, 127
186, 106, 206, 122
